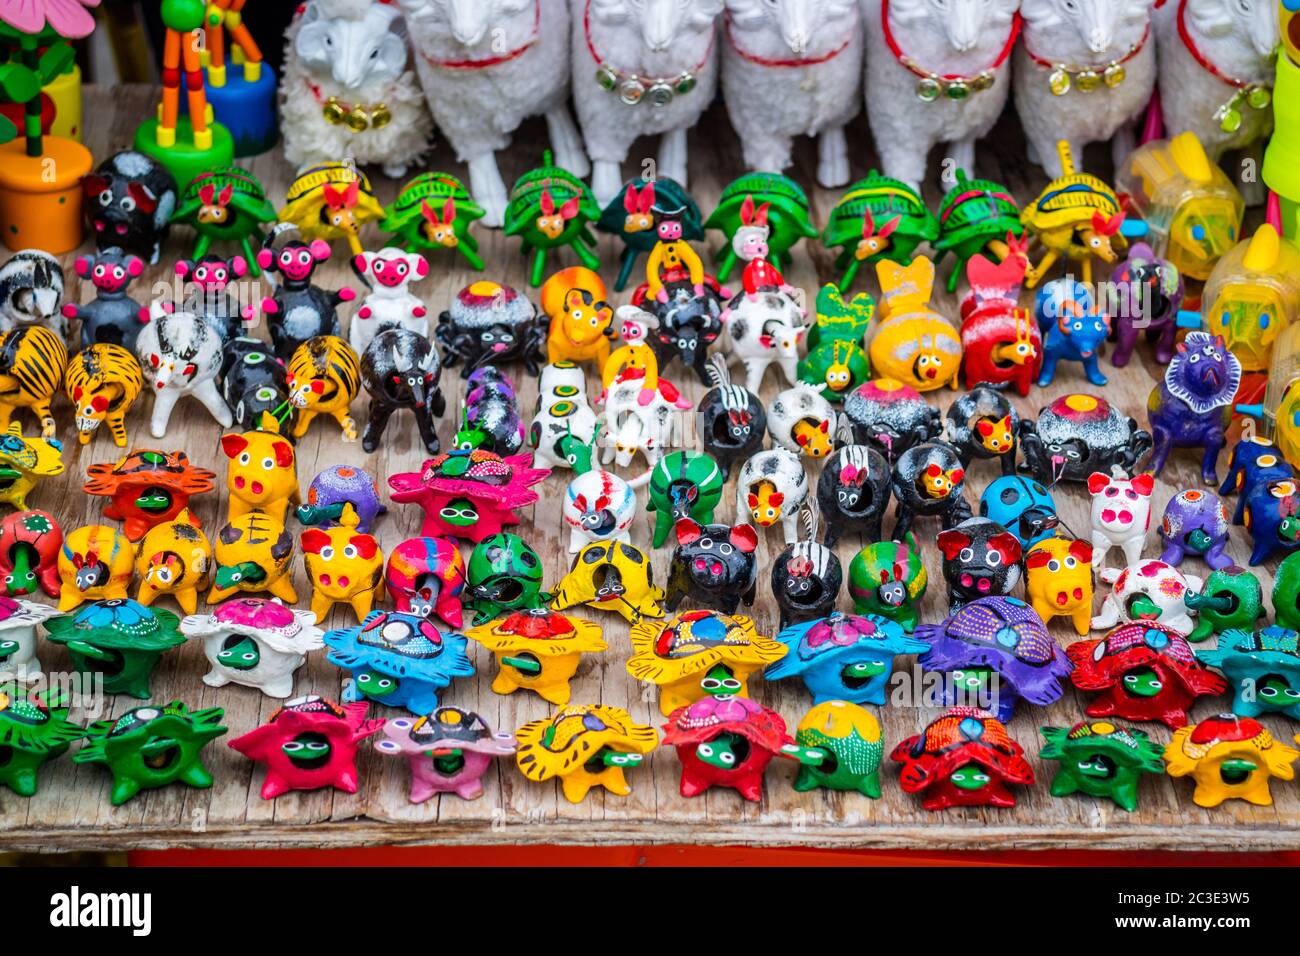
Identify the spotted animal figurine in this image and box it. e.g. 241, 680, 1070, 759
1092, 559, 1202, 634
181, 598, 324, 699
136, 307, 232, 437
1088, 471, 1155, 574
789, 702, 886, 798
529, 362, 599, 473
134, 509, 211, 616
1159, 489, 1232, 570
286, 334, 361, 442
1147, 331, 1242, 484
736, 447, 808, 546
549, 540, 665, 626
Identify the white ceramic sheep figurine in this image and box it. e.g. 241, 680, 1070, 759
397, 0, 588, 228
575, 0, 726, 207
720, 0, 862, 189
281, 0, 434, 179
862, 0, 1021, 192
1014, 0, 1158, 178
1154, 0, 1276, 164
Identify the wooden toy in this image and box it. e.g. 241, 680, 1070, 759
978, 475, 1060, 549
44, 598, 186, 699
1186, 565, 1265, 642
466, 608, 606, 706
436, 281, 547, 378
1033, 278, 1112, 387
0, 425, 62, 512
822, 172, 938, 292
1017, 393, 1153, 485
62, 249, 148, 352
1166, 713, 1300, 807
375, 707, 516, 803
1199, 626, 1300, 720
83, 448, 215, 542
380, 174, 485, 270
456, 366, 524, 455
943, 385, 1019, 476
1039, 720, 1166, 812
202, 0, 277, 156
1, 326, 68, 439
869, 257, 961, 392
1024, 536, 1094, 636
817, 444, 891, 546
936, 517, 1024, 613
767, 610, 927, 707
1107, 242, 1185, 368
529, 362, 599, 473
934, 170, 1025, 293
256, 237, 356, 360
736, 447, 808, 545
889, 440, 971, 540
1148, 331, 1241, 483
891, 706, 1034, 810
389, 449, 548, 543
550, 540, 665, 625
0, 689, 83, 797
207, 512, 298, 605
665, 518, 760, 615
172, 167, 277, 274
300, 503, 383, 624
797, 285, 873, 402
662, 695, 792, 802
325, 610, 474, 714
220, 419, 301, 524
0, 510, 61, 598
463, 532, 548, 626
842, 378, 941, 464
384, 536, 466, 630
958, 252, 1040, 397
81, 150, 178, 265
55, 524, 133, 611
134, 509, 211, 616
515, 704, 658, 804
0, 596, 60, 681
847, 536, 928, 632
349, 247, 431, 356
181, 597, 324, 699
597, 177, 704, 292
278, 163, 385, 256
1087, 470, 1156, 573
504, 154, 601, 288
297, 465, 386, 535
708, 173, 818, 283
789, 701, 884, 797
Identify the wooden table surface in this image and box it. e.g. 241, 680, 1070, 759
1, 85, 1295, 853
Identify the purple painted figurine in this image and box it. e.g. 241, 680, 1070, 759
295, 465, 387, 534
374, 707, 517, 802
1148, 332, 1242, 484
1109, 243, 1185, 368
1159, 489, 1232, 569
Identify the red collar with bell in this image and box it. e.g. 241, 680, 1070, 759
881, 0, 1021, 102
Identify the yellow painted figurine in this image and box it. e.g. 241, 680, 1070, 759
627, 610, 788, 717
278, 163, 385, 256
207, 511, 297, 605
644, 207, 706, 303
57, 524, 135, 611
220, 416, 301, 524
514, 704, 658, 803
300, 503, 383, 624
286, 335, 360, 441
0, 326, 67, 439
0, 423, 63, 510
601, 305, 661, 395
868, 257, 962, 392
550, 540, 666, 624
1024, 536, 1095, 636
134, 508, 211, 615
466, 608, 607, 705
1165, 713, 1299, 808
542, 267, 615, 369
63, 343, 144, 448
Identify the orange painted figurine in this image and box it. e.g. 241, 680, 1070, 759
83, 449, 216, 541
542, 267, 615, 369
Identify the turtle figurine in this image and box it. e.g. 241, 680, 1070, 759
465, 608, 607, 706
43, 598, 186, 700
172, 167, 277, 276
207, 512, 298, 606
388, 449, 549, 543
324, 610, 475, 715
847, 536, 928, 632
0, 688, 84, 797
1198, 626, 1300, 720
645, 451, 725, 549
662, 695, 792, 802
705, 172, 819, 283
790, 700, 885, 797
375, 707, 517, 803
0, 425, 64, 512
1039, 720, 1167, 812
463, 532, 548, 626
822, 171, 939, 292
181, 597, 325, 699
296, 464, 387, 535
379, 172, 486, 271
1275, 551, 1300, 632
1185, 566, 1265, 642
932, 169, 1024, 293
597, 176, 704, 292
82, 448, 217, 542
503, 151, 602, 288
278, 163, 386, 256
1166, 714, 1300, 808
514, 703, 658, 804
891, 706, 1035, 810
0, 509, 62, 599
73, 700, 227, 806
0, 595, 60, 681
766, 610, 928, 707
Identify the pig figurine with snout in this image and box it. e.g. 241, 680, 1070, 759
936, 517, 1023, 612
665, 518, 760, 614
1088, 470, 1155, 573
1025, 535, 1095, 636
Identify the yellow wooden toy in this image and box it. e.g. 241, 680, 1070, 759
300, 503, 383, 624
644, 211, 705, 303
542, 267, 615, 369
56, 524, 135, 611
134, 508, 211, 615
63, 343, 144, 448
286, 335, 360, 441
601, 305, 661, 396
220, 415, 301, 525
466, 608, 607, 705
278, 163, 385, 256
0, 422, 63, 510
514, 704, 658, 803
868, 257, 961, 393
1165, 713, 1299, 808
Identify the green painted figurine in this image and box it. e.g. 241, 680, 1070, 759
597, 177, 704, 292
43, 599, 186, 700
1198, 626, 1300, 720
932, 169, 1024, 293
847, 535, 928, 632
646, 451, 725, 549
464, 533, 548, 626
1186, 566, 1266, 642
1039, 720, 1166, 812
705, 172, 818, 283
1274, 551, 1300, 632
74, 700, 226, 806
822, 172, 939, 292
790, 700, 884, 797
0, 689, 84, 797
503, 151, 601, 288
379, 172, 486, 271
797, 284, 874, 402
171, 166, 277, 276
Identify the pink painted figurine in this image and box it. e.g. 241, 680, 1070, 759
375, 706, 517, 803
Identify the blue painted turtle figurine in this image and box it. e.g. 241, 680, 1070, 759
766, 611, 927, 707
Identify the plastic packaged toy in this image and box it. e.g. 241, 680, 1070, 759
515, 704, 658, 804
172, 167, 277, 274
646, 451, 724, 549
435, 281, 547, 378
255, 234, 356, 360
83, 448, 215, 542
737, 447, 808, 545
1017, 393, 1153, 485
706, 172, 818, 283
455, 366, 524, 455
1159, 489, 1232, 569
388, 450, 548, 543
1034, 278, 1111, 387
376, 707, 517, 803
1, 326, 69, 439
1107, 243, 1186, 368
1116, 132, 1245, 282
0, 510, 61, 598
297, 465, 386, 535
847, 536, 928, 632
789, 701, 885, 797
384, 536, 466, 629
889, 440, 971, 541
278, 164, 384, 256
628, 609, 786, 717
891, 706, 1035, 810
1067, 621, 1228, 729
325, 610, 474, 714
767, 610, 927, 707
550, 541, 665, 625
598, 177, 704, 293
55, 524, 133, 611
868, 257, 961, 393
134, 509, 211, 616
221, 418, 300, 524
1165, 713, 1300, 808
936, 517, 1024, 612
62, 249, 148, 352
796, 285, 874, 402
301, 503, 383, 624
822, 172, 938, 292
1088, 471, 1155, 574
916, 595, 1071, 722
1039, 720, 1166, 812
380, 173, 486, 271
1186, 566, 1266, 642
661, 695, 792, 802
228, 696, 382, 799
979, 476, 1060, 549
1024, 536, 1094, 636
466, 608, 607, 706
503, 153, 602, 288
664, 519, 760, 615
1148, 331, 1242, 483
0, 689, 84, 797
284, 334, 360, 441
541, 267, 614, 370
841, 378, 941, 464
933, 169, 1024, 294
207, 512, 297, 606
0, 425, 62, 512
182, 597, 324, 699
74, 701, 227, 806
44, 598, 186, 699
0, 596, 60, 681
958, 252, 1040, 397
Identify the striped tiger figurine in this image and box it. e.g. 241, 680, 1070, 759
64, 343, 145, 448
0, 325, 68, 438
286, 335, 360, 441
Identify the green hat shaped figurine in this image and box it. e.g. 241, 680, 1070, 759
74, 700, 226, 806
43, 598, 186, 700
1039, 720, 1166, 812
0, 688, 84, 796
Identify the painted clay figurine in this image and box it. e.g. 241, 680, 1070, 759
349, 247, 431, 356
1039, 720, 1166, 812
219, 336, 296, 433
325, 610, 474, 714
43, 598, 186, 699
1088, 470, 1156, 574
868, 257, 962, 393
62, 249, 149, 351
529, 361, 599, 473
598, 177, 704, 292
0, 510, 62, 599
83, 448, 215, 542
1275, 552, 1300, 632
463, 533, 548, 626
1166, 714, 1300, 807
789, 701, 884, 797
134, 509, 211, 615
943, 385, 1019, 477
456, 365, 524, 455
435, 281, 546, 378
172, 167, 277, 275
936, 517, 1023, 612
1092, 559, 1202, 634
255, 234, 356, 360
297, 465, 386, 535
661, 695, 792, 802
598, 365, 692, 469
0, 252, 66, 339
842, 377, 941, 464
301, 503, 384, 624
550, 540, 666, 626
466, 608, 607, 706
515, 704, 658, 804
767, 382, 838, 460
889, 440, 972, 541
664, 519, 760, 615
135, 307, 233, 437
822, 172, 937, 291
720, 285, 807, 393
0, 327, 67, 441
62, 342, 143, 448
278, 164, 385, 257
1186, 566, 1265, 642
1024, 536, 1095, 636
847, 535, 928, 632
541, 266, 614, 370
388, 450, 548, 543
797, 285, 873, 403
176, 253, 248, 342
284, 334, 361, 441
1034, 278, 1112, 389
0, 425, 63, 512
207, 512, 298, 606
891, 706, 1035, 810
384, 536, 466, 629
56, 524, 134, 611
646, 451, 724, 549
1147, 331, 1242, 484
0, 689, 84, 797
221, 418, 301, 524
770, 507, 843, 630
1017, 393, 1153, 485
817, 444, 891, 547
380, 174, 486, 271
979, 475, 1061, 549
1108, 242, 1185, 367
182, 597, 324, 699
376, 707, 516, 803
936, 171, 1025, 294
0, 596, 61, 682
1198, 626, 1300, 720
503, 155, 602, 288
82, 150, 178, 265
637, 269, 725, 386
736, 447, 808, 545
360, 329, 445, 455
1159, 489, 1232, 569
563, 469, 636, 555
958, 251, 1041, 397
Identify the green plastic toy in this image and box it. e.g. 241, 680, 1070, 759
1274, 550, 1300, 632
797, 284, 874, 402
503, 151, 601, 288
1186, 565, 1266, 642
790, 700, 884, 797
171, 166, 277, 276
1039, 720, 1166, 812
0, 688, 84, 797
822, 171, 939, 292
645, 451, 725, 549
597, 176, 704, 292
932, 169, 1024, 293
464, 532, 548, 626
847, 535, 928, 632
43, 598, 186, 700
705, 172, 818, 283
379, 172, 486, 270
73, 700, 226, 806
